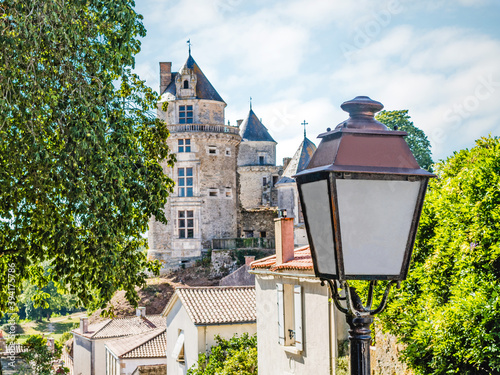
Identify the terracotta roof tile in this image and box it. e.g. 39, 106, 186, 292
250, 246, 314, 272
175, 286, 256, 325
106, 328, 167, 359
73, 315, 165, 339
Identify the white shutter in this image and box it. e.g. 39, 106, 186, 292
277, 283, 285, 345
294, 285, 303, 351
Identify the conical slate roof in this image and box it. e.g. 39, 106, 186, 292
277, 137, 317, 184
239, 109, 276, 142
162, 54, 224, 103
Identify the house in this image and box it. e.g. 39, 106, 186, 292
105, 328, 167, 375
72, 308, 165, 375
250, 217, 348, 375
162, 286, 257, 374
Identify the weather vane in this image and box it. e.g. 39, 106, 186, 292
301, 120, 308, 138
250, 96, 252, 110
187, 39, 192, 55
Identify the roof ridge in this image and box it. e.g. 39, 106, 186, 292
89, 319, 112, 338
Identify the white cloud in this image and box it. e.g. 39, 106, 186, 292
331, 25, 500, 160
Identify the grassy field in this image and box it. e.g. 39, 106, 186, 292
2, 311, 86, 343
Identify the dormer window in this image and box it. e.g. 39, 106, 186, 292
179, 105, 193, 124
183, 80, 189, 89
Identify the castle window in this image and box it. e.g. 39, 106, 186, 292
263, 177, 267, 187
208, 189, 218, 197
225, 188, 232, 198
260, 231, 266, 238
208, 146, 217, 155
178, 167, 193, 197
178, 211, 194, 238
179, 105, 193, 124
259, 156, 265, 165
273, 175, 279, 186
178, 139, 191, 153
183, 80, 189, 89
225, 148, 231, 156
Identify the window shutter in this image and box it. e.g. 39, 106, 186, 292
294, 285, 303, 351
277, 283, 285, 345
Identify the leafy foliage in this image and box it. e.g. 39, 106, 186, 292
0, 0, 175, 313
188, 333, 258, 375
379, 136, 500, 374
18, 334, 68, 374
376, 110, 434, 171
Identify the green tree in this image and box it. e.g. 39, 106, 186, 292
18, 335, 69, 374
376, 110, 433, 171
188, 333, 258, 375
0, 0, 175, 313
379, 136, 500, 374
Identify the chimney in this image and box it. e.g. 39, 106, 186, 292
136, 307, 146, 318
274, 217, 294, 265
47, 337, 55, 353
80, 317, 88, 334
283, 157, 292, 170
159, 62, 172, 94
236, 119, 243, 127
245, 256, 255, 266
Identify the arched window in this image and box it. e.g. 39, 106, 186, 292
183, 80, 189, 89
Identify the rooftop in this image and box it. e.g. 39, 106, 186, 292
73, 315, 165, 340
239, 109, 276, 143
162, 54, 224, 103
277, 137, 317, 185
163, 286, 256, 325
250, 245, 314, 272
105, 328, 167, 359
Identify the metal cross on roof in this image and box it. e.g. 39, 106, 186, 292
250, 96, 252, 110
187, 39, 192, 55
301, 120, 308, 138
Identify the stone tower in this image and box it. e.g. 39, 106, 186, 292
275, 136, 317, 246
148, 53, 240, 269
237, 107, 281, 238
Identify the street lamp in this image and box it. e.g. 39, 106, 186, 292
294, 96, 435, 375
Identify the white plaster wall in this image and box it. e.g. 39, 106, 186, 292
202, 323, 257, 351
166, 300, 199, 375
255, 275, 342, 375
94, 339, 107, 375
73, 334, 92, 375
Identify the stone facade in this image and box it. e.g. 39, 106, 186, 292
149, 54, 289, 270
372, 324, 414, 375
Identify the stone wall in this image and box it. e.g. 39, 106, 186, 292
133, 364, 167, 375
372, 323, 414, 375
237, 166, 281, 209
238, 140, 276, 166
238, 208, 277, 239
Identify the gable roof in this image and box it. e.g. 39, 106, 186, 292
73, 315, 165, 340
105, 328, 167, 359
162, 54, 224, 103
239, 109, 276, 143
276, 137, 316, 185
250, 245, 314, 272
162, 286, 256, 325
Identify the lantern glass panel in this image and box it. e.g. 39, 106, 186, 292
336, 178, 421, 277
300, 179, 337, 276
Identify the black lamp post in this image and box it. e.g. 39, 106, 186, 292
294, 96, 435, 375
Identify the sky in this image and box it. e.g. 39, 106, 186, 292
133, 0, 500, 165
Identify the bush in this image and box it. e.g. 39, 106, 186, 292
380, 136, 500, 374
188, 333, 257, 375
